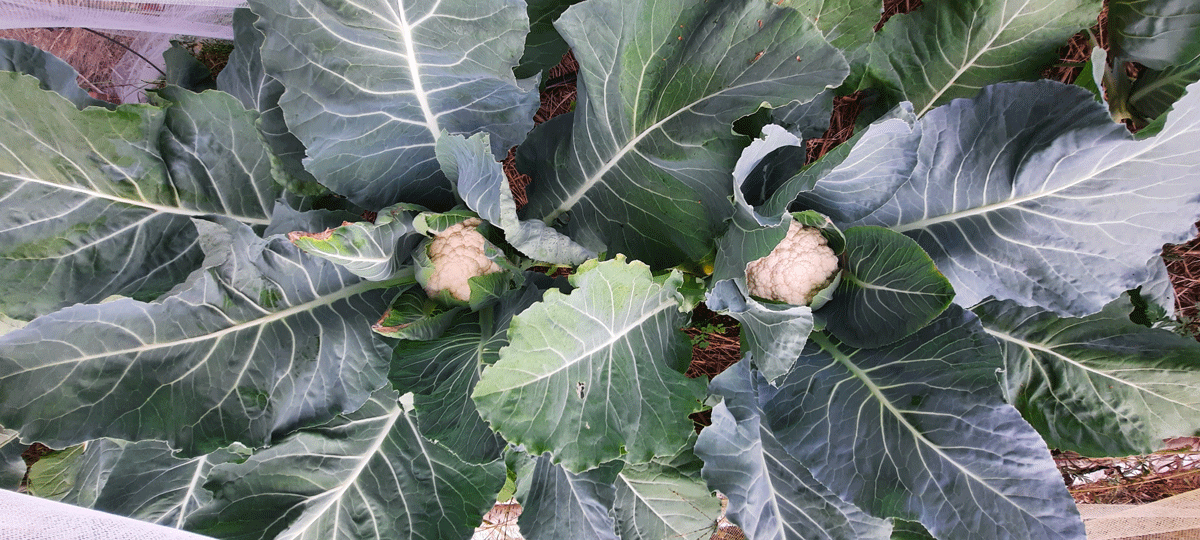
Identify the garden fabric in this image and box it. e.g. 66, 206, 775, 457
0, 0, 244, 38
1079, 488, 1200, 540
0, 489, 216, 540
1, 0, 246, 102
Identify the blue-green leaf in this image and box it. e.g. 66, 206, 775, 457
1109, 0, 1200, 69
0, 39, 109, 110
706, 281, 813, 383
765, 308, 1085, 540
696, 359, 892, 540
821, 226, 954, 349
517, 455, 621, 540
973, 295, 1200, 456
188, 387, 506, 540
473, 257, 705, 472
0, 74, 280, 320
390, 278, 562, 463
846, 81, 1200, 316
438, 132, 594, 265
867, 0, 1101, 116
247, 0, 539, 209
518, 0, 849, 267
0, 220, 393, 455
50, 439, 248, 528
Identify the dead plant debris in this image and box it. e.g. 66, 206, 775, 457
1165, 220, 1200, 339
804, 91, 865, 165
504, 52, 579, 210
1057, 438, 1200, 505
874, 0, 923, 32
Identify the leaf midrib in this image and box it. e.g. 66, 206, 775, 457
278, 401, 402, 539
887, 130, 1172, 233
914, 0, 1037, 117
7, 277, 389, 371
542, 73, 815, 224
982, 326, 1200, 411
809, 331, 1044, 528
480, 296, 678, 393
2, 172, 272, 226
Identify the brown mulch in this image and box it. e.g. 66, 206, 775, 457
804, 91, 866, 164
1165, 221, 1200, 336
874, 0, 923, 31
1059, 438, 1200, 505
504, 52, 579, 208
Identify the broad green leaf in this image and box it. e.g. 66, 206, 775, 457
764, 308, 1086, 540
706, 281, 814, 383
846, 81, 1200, 316
517, 455, 621, 540
866, 0, 1101, 116
0, 220, 394, 455
26, 443, 85, 501
1128, 59, 1200, 123
0, 428, 22, 490
438, 133, 595, 265
713, 125, 809, 285
0, 74, 280, 320
288, 203, 423, 282
612, 459, 721, 540
163, 43, 216, 93
514, 0, 585, 80
821, 227, 954, 349
50, 439, 248, 528
770, 89, 835, 140
792, 103, 919, 224
1108, 0, 1200, 69
217, 8, 326, 199
473, 257, 706, 472
373, 285, 464, 341
695, 360, 892, 540
187, 388, 506, 540
973, 295, 1200, 456
890, 520, 936, 540
247, 0, 539, 210
0, 39, 109, 110
390, 279, 561, 463
778, 0, 882, 52
156, 86, 279, 223
517, 0, 849, 267
778, 0, 882, 89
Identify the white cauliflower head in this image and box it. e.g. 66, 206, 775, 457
745, 221, 840, 305
423, 218, 501, 302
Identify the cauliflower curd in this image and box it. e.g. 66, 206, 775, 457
745, 221, 839, 305
423, 218, 501, 302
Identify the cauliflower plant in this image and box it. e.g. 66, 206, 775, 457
745, 221, 839, 305
422, 218, 501, 302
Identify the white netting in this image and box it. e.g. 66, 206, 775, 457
1079, 488, 1200, 540
1, 0, 246, 102
0, 0, 244, 39
0, 489, 216, 540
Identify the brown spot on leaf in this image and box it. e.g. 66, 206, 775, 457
287, 223, 351, 244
